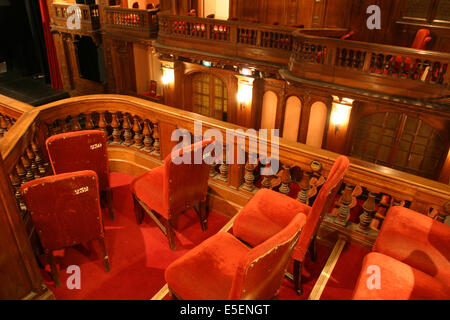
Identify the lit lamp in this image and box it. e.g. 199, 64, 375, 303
331, 96, 354, 134
161, 61, 175, 85
236, 75, 254, 110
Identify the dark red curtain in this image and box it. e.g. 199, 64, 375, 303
39, 0, 63, 90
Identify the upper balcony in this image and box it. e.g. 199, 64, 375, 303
288, 29, 450, 101
104, 7, 159, 39
156, 14, 348, 67
155, 14, 450, 104
52, 2, 100, 31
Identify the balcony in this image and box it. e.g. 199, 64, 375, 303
156, 15, 450, 103
52, 2, 100, 31
156, 14, 346, 67
104, 7, 159, 39
288, 29, 450, 100
1, 93, 448, 252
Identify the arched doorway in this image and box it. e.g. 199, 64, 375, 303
282, 96, 302, 142
192, 73, 228, 121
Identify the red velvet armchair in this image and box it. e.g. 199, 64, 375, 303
233, 156, 350, 295
131, 139, 214, 250
165, 212, 306, 300
46, 130, 114, 219
352, 206, 450, 300
20, 170, 110, 288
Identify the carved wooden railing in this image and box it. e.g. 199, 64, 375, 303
52, 2, 100, 30
104, 7, 159, 38
157, 15, 343, 66
1, 94, 448, 250
0, 95, 33, 140
290, 29, 450, 99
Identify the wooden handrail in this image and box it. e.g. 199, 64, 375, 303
104, 7, 158, 38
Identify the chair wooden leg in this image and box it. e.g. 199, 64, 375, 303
309, 236, 318, 262
106, 188, 115, 220
47, 250, 61, 288
293, 259, 303, 296
133, 195, 144, 225
167, 220, 177, 251
198, 199, 209, 232
99, 238, 111, 272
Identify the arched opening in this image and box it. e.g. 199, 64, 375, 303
306, 101, 327, 148
351, 112, 448, 179
192, 73, 228, 121
282, 96, 302, 142
260, 91, 278, 130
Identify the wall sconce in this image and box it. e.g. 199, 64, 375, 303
236, 75, 254, 110
331, 96, 354, 134
161, 61, 175, 85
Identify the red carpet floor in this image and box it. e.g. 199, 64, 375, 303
39, 172, 370, 300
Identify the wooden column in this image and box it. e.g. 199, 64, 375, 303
0, 152, 53, 300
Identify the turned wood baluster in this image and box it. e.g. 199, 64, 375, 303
122, 114, 133, 147
297, 171, 311, 205
31, 139, 46, 176
142, 120, 153, 152
85, 113, 95, 130
132, 116, 143, 149
0, 115, 5, 137
334, 184, 354, 227
111, 112, 121, 144
152, 122, 160, 156
10, 168, 27, 213
209, 161, 217, 178
98, 112, 109, 139
261, 163, 272, 189
358, 192, 377, 233
21, 154, 34, 182
219, 163, 228, 182
62, 120, 71, 133
242, 161, 256, 192
26, 147, 40, 179
16, 162, 27, 185
5, 116, 12, 130
72, 116, 81, 131
279, 165, 291, 195
53, 119, 63, 135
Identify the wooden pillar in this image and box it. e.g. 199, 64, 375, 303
438, 148, 450, 185
298, 91, 312, 144
0, 152, 53, 300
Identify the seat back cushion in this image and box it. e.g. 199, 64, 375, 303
20, 170, 104, 251
412, 29, 432, 50
46, 130, 110, 191
162, 139, 214, 217
229, 213, 306, 300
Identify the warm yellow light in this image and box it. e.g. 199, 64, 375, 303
331, 103, 352, 126
237, 84, 253, 104
161, 67, 174, 85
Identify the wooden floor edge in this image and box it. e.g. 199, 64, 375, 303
308, 237, 347, 301
151, 283, 169, 300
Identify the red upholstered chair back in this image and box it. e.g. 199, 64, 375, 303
162, 139, 214, 217
229, 213, 306, 299
411, 29, 432, 50
20, 170, 104, 251
295, 156, 349, 259
46, 130, 110, 192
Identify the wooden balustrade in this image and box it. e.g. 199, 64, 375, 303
52, 2, 100, 30
157, 14, 306, 66
0, 94, 449, 250
104, 7, 158, 38
290, 30, 450, 99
